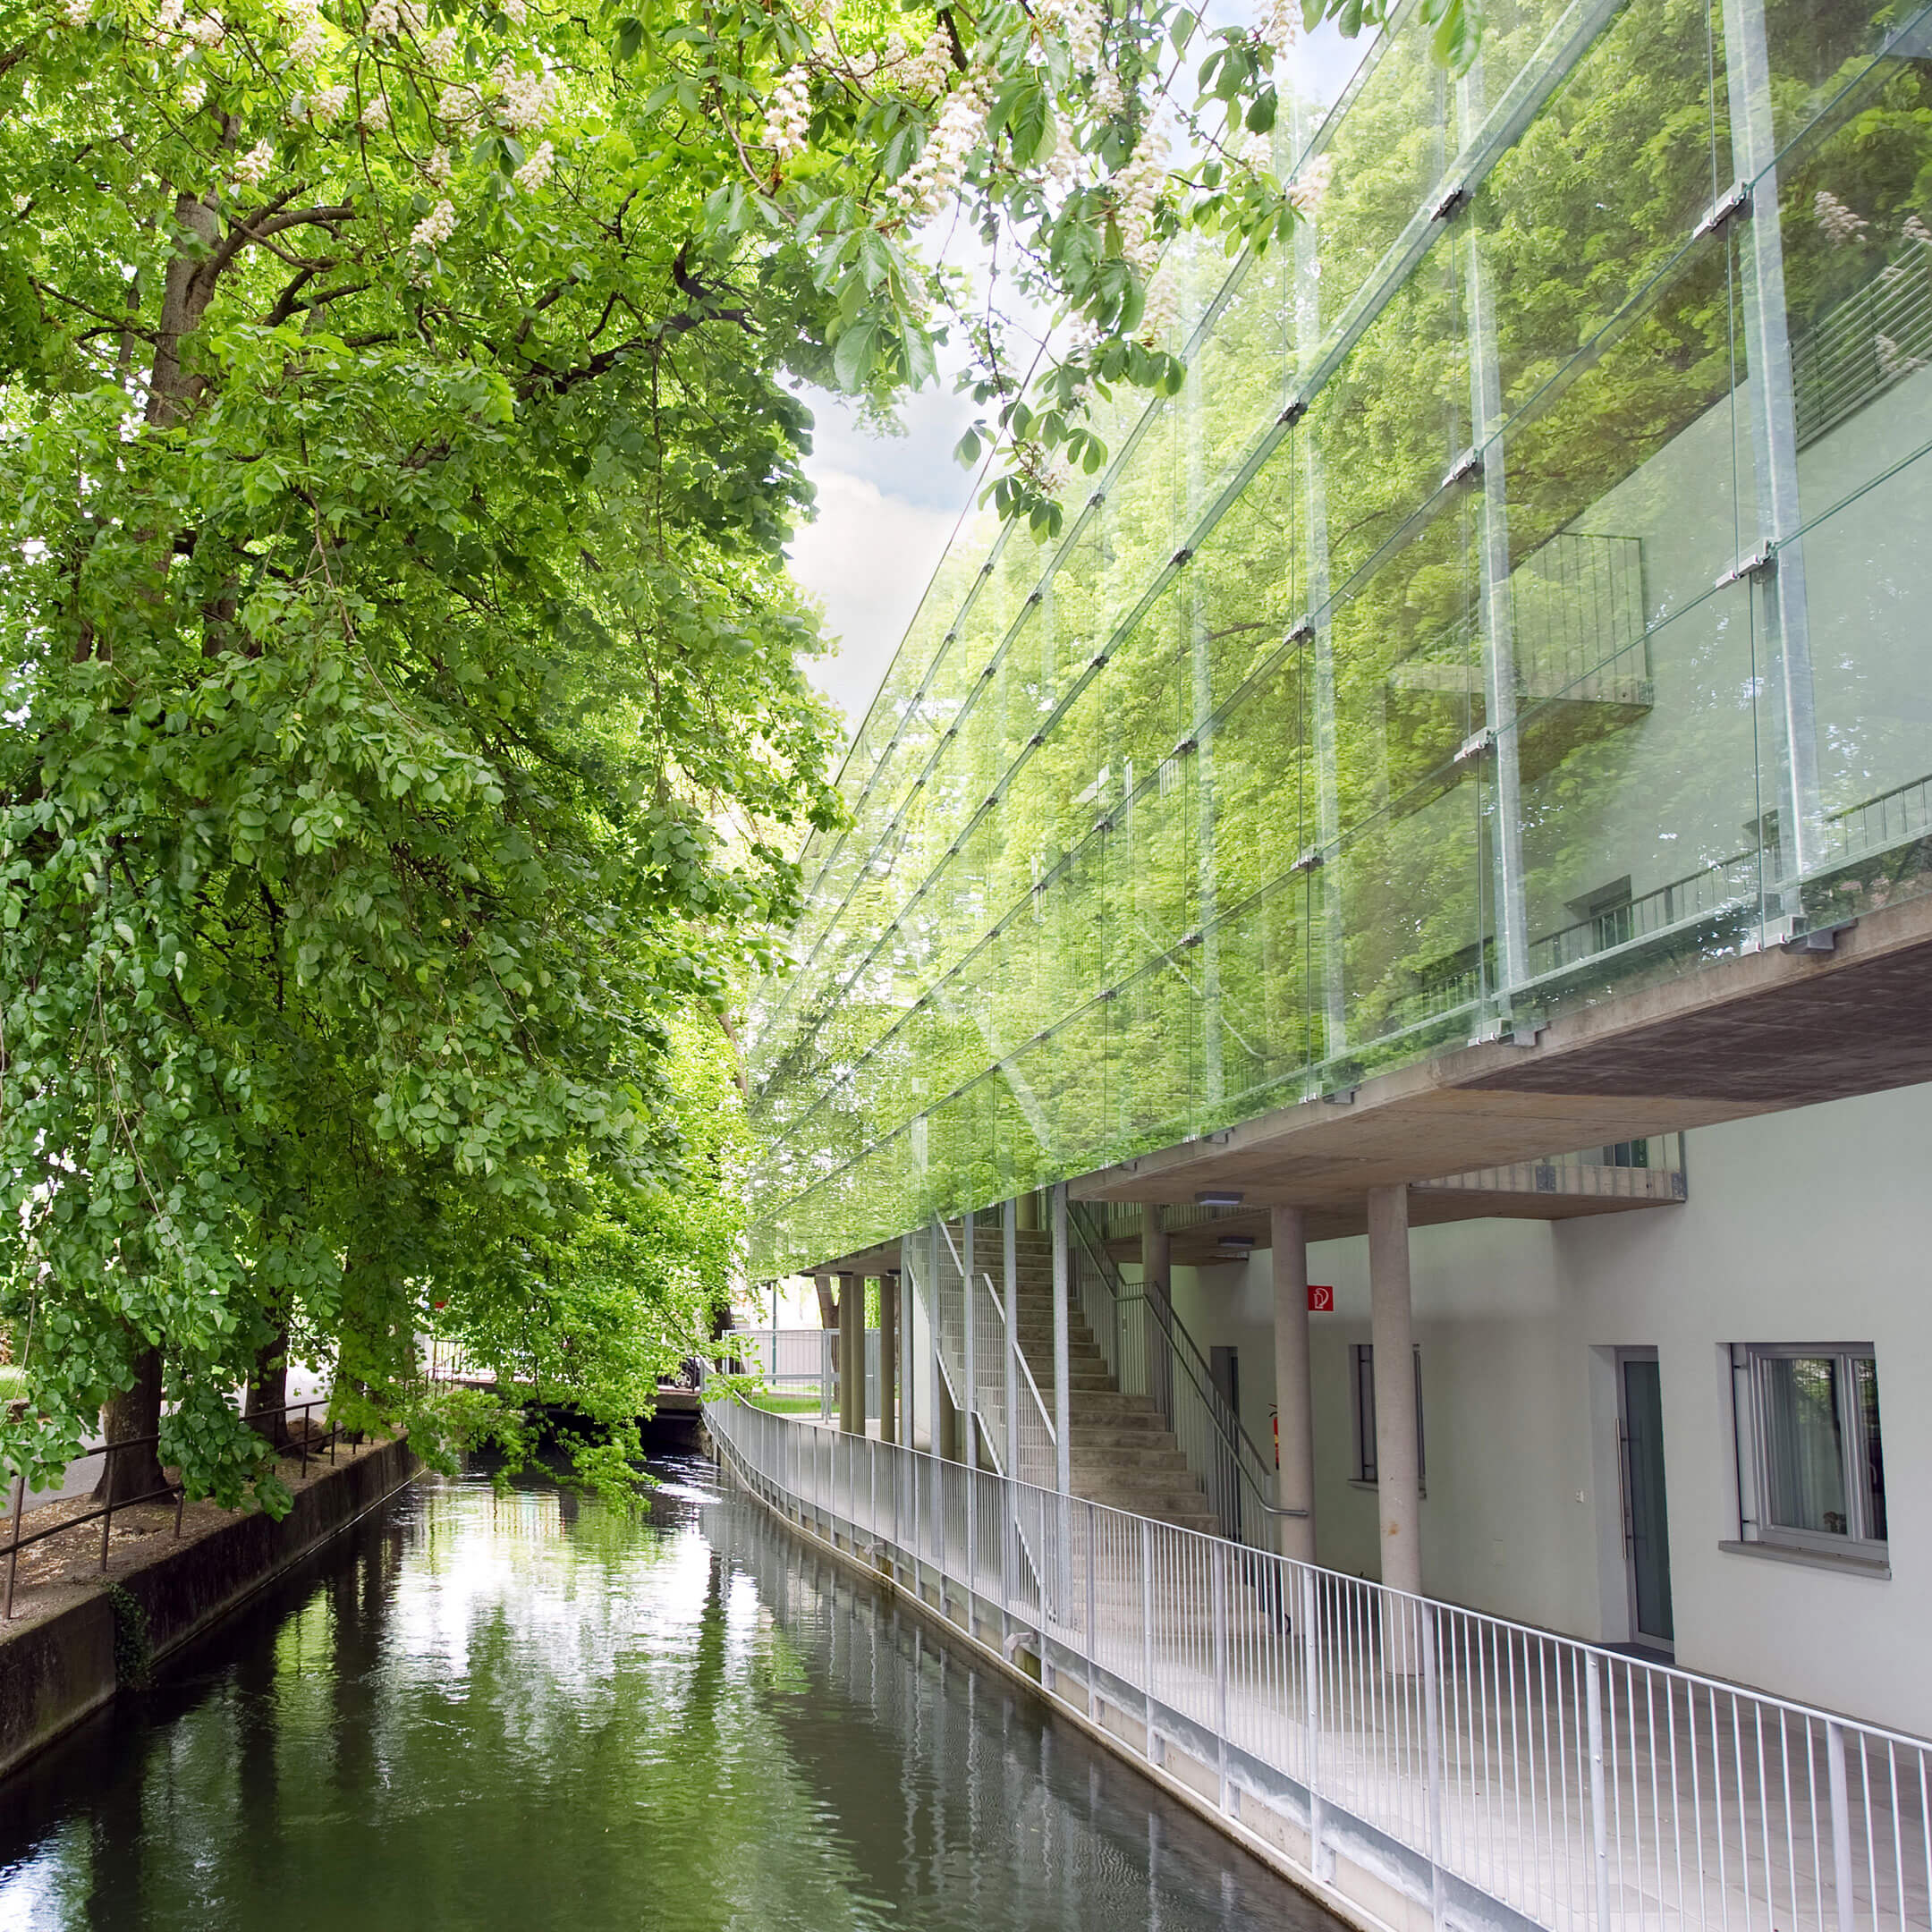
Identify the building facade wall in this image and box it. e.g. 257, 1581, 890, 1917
1164, 1081, 1932, 1733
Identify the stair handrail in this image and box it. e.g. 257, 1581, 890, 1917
936, 1217, 1058, 1465
1065, 1200, 1304, 1546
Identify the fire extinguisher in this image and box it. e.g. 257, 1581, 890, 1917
1270, 1405, 1279, 1469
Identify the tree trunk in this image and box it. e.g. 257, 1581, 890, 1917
91, 1343, 166, 1504
246, 1325, 292, 1451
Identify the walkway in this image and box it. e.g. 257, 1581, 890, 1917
708, 1400, 1932, 1932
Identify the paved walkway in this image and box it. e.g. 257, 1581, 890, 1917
724, 1408, 1932, 1932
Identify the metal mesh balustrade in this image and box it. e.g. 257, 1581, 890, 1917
707, 1396, 1932, 1932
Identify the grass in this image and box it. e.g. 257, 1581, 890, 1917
0, 1366, 25, 1402
749, 1391, 826, 1416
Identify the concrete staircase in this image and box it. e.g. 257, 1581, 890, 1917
999, 1230, 1219, 1537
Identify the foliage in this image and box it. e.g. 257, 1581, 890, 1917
0, 0, 1468, 1497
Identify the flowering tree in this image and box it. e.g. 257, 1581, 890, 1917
0, 0, 1457, 1506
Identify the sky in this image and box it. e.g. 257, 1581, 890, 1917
786, 376, 980, 742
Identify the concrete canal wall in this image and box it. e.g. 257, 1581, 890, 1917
0, 1436, 416, 1782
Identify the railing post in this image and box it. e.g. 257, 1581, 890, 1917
1422, 1603, 1446, 1932
1213, 1540, 1231, 1813
1087, 1497, 1098, 1722
1826, 1720, 1856, 1932
5, 1472, 22, 1619
1140, 1514, 1157, 1763
1301, 1564, 1329, 1880
1586, 1654, 1613, 1932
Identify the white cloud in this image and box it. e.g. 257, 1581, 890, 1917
788, 466, 962, 739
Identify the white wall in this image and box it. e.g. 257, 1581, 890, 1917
1162, 1080, 1932, 1734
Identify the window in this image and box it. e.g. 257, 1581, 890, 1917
1733, 1345, 1886, 1557
1350, 1343, 1425, 1487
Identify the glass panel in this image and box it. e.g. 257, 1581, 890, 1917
1476, 0, 1730, 428
1765, 75, 1932, 928
1760, 1355, 1851, 1536
1764, 0, 1923, 155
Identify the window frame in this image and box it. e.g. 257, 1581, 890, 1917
1350, 1342, 1425, 1490
1731, 1343, 1886, 1561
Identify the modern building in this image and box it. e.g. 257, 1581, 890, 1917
742, 0, 1932, 1772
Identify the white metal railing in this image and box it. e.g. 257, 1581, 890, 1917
733, 1326, 878, 1423
908, 1217, 1056, 1488
705, 1397, 1932, 1932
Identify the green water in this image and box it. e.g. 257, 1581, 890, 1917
0, 1461, 1335, 1931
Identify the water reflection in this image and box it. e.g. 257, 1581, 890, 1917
0, 1462, 1336, 1932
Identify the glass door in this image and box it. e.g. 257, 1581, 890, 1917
1619, 1351, 1674, 1648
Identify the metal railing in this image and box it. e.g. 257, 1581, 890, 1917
733, 1326, 882, 1424
2, 1392, 343, 1619
706, 1396, 1932, 1932
906, 1218, 1057, 1487
1792, 240, 1932, 450
1065, 1200, 1288, 1552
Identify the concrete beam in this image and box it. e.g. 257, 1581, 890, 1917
1072, 893, 1932, 1208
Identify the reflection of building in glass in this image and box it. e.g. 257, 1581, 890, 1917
739, 0, 1932, 1776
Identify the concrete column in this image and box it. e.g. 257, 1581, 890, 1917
1270, 1206, 1317, 1564
838, 1271, 860, 1436
928, 1219, 944, 1468
814, 1274, 834, 1423
1003, 1199, 1020, 1479
1367, 1184, 1422, 1601
880, 1270, 898, 1445
1141, 1207, 1173, 1429
899, 1268, 916, 1452
1051, 1183, 1072, 1497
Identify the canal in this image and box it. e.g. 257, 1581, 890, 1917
0, 1460, 1338, 1931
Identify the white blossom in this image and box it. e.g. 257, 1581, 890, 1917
423, 144, 452, 182
424, 23, 457, 64
156, 0, 185, 30
309, 81, 350, 121
501, 0, 525, 20
365, 0, 398, 32
411, 197, 458, 252
60, 0, 91, 26
436, 80, 482, 129
186, 9, 225, 43
1258, 0, 1297, 57
180, 75, 207, 110
1113, 123, 1167, 274
762, 66, 811, 160
492, 58, 555, 131
1138, 263, 1178, 346
233, 139, 275, 184
360, 92, 389, 129
888, 79, 989, 217
1815, 189, 1869, 247
289, 13, 328, 59
512, 137, 553, 191
1037, 0, 1103, 74
1287, 151, 1333, 216
1903, 212, 1932, 249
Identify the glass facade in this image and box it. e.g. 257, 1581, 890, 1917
748, 0, 1932, 1275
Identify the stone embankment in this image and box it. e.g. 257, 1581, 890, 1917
0, 1433, 416, 1780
